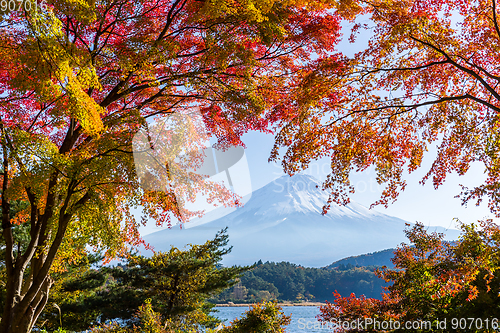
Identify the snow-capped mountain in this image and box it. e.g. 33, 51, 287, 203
143, 174, 460, 267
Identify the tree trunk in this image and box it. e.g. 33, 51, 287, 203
0, 259, 54, 333
0, 190, 88, 333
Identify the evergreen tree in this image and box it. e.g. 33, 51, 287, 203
39, 228, 250, 332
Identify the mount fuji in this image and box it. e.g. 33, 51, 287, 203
143, 174, 460, 267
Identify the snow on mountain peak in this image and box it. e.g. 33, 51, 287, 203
144, 173, 460, 267
240, 174, 381, 219
181, 173, 384, 229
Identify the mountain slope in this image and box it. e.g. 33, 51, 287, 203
326, 248, 397, 269
144, 174, 460, 267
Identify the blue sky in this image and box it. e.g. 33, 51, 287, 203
139, 130, 498, 236
137, 124, 492, 235
139, 15, 498, 235
240, 130, 497, 230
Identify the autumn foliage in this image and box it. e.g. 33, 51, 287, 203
3, 0, 500, 331
0, 0, 344, 332
318, 221, 500, 332
272, 0, 500, 214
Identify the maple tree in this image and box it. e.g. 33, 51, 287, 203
271, 0, 500, 214
0, 0, 345, 332
318, 221, 500, 332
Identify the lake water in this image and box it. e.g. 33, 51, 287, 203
213, 306, 332, 332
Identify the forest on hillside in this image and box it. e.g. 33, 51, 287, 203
326, 249, 396, 269
210, 261, 387, 303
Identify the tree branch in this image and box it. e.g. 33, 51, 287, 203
492, 0, 500, 41
410, 35, 500, 103
323, 94, 500, 127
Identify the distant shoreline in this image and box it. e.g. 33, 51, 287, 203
215, 302, 325, 307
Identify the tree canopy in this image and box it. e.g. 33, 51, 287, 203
3, 0, 500, 331
272, 0, 500, 214
0, 0, 344, 331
